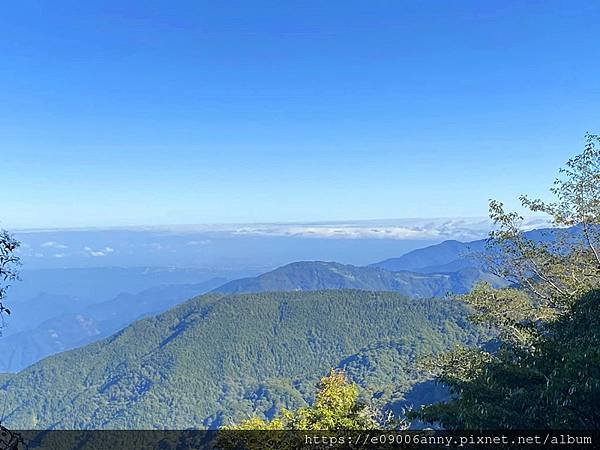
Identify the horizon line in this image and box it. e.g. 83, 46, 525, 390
9, 215, 552, 234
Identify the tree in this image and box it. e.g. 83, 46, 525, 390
224, 370, 381, 430
0, 229, 20, 332
218, 371, 387, 449
416, 290, 600, 429
415, 134, 600, 429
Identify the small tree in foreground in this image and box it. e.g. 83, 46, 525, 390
224, 370, 380, 430
218, 371, 386, 449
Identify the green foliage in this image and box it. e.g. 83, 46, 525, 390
218, 371, 386, 449
416, 134, 600, 429
0, 229, 20, 330
417, 290, 600, 429
214, 261, 501, 298
226, 370, 379, 430
0, 290, 482, 429
485, 134, 600, 323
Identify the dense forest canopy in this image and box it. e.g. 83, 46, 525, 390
0, 290, 482, 429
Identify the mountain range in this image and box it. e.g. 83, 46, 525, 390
370, 239, 487, 273
0, 290, 483, 429
2, 235, 507, 372
0, 278, 226, 372
0, 230, 538, 429
213, 261, 502, 297
7, 267, 239, 336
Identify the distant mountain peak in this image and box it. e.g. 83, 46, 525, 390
212, 259, 501, 298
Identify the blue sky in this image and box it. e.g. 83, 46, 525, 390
2, 1, 599, 229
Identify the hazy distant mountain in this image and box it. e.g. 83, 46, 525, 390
0, 251, 499, 373
213, 260, 502, 298
0, 278, 226, 372
369, 227, 571, 273
6, 267, 234, 336
1, 290, 483, 429
370, 239, 487, 273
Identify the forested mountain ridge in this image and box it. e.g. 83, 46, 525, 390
0, 290, 483, 429
213, 261, 503, 297
0, 233, 508, 373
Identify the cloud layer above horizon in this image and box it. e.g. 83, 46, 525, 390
11, 216, 553, 270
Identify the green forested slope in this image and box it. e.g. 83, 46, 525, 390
0, 290, 481, 429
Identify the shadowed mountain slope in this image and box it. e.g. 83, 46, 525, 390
212, 261, 501, 298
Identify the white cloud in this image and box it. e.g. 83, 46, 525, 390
84, 246, 115, 257
186, 240, 211, 246
230, 220, 482, 241
41, 241, 68, 249
226, 217, 554, 241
